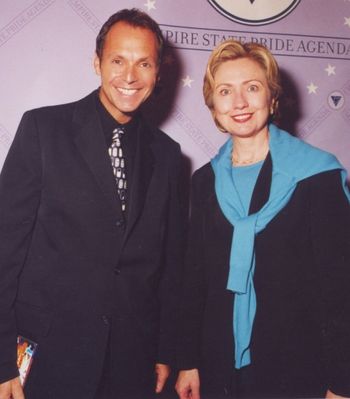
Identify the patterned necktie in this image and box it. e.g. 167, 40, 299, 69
109, 127, 127, 212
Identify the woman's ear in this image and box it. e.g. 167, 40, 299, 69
270, 98, 278, 115
270, 99, 275, 115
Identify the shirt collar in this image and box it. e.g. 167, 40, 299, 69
94, 90, 139, 145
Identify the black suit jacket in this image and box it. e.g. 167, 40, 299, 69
0, 90, 186, 398
177, 156, 350, 398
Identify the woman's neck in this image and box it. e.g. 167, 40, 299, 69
231, 130, 270, 166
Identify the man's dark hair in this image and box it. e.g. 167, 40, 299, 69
96, 8, 164, 64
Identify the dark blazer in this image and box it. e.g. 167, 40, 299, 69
0, 90, 186, 398
177, 156, 350, 398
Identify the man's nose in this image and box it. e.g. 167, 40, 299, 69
124, 64, 137, 84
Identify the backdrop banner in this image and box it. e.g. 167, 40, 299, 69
1, 0, 349, 174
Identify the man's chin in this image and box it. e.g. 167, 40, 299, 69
119, 109, 137, 118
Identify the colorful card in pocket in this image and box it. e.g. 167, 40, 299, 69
17, 335, 38, 386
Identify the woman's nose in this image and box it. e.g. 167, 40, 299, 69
233, 90, 248, 109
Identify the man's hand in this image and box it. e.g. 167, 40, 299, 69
0, 377, 24, 399
155, 363, 171, 393
175, 369, 200, 399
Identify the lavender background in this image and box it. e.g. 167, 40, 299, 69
0, 0, 349, 175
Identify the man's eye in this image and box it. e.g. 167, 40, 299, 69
248, 85, 259, 92
112, 59, 122, 65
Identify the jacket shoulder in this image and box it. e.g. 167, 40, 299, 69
27, 95, 84, 114
141, 120, 181, 163
192, 162, 214, 185
23, 90, 97, 122
150, 125, 180, 150
299, 169, 346, 198
22, 100, 78, 127
190, 162, 216, 205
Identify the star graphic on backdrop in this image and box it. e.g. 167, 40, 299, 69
182, 75, 194, 88
144, 0, 156, 11
345, 17, 350, 27
307, 82, 318, 94
325, 64, 336, 76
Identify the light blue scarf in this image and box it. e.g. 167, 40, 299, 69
211, 124, 350, 369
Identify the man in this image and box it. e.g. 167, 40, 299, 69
0, 8, 186, 399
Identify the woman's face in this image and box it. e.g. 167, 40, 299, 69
212, 57, 273, 139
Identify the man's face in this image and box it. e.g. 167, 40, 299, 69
94, 21, 159, 124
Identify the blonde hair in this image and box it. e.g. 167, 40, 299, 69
203, 40, 281, 131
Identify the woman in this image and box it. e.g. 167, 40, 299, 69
175, 40, 350, 399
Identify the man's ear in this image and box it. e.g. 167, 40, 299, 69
94, 53, 101, 76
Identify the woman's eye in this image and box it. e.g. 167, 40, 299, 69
220, 88, 230, 96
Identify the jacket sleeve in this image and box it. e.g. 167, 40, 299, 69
0, 111, 42, 383
309, 170, 350, 396
156, 144, 188, 366
176, 169, 207, 370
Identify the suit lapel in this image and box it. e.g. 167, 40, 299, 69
72, 91, 122, 218
72, 92, 155, 238
124, 120, 154, 239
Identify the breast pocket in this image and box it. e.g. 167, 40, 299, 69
15, 300, 53, 341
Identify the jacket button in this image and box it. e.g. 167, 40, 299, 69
115, 219, 125, 228
102, 315, 109, 325
114, 267, 121, 275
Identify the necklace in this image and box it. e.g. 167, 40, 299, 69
231, 131, 270, 166
232, 150, 268, 166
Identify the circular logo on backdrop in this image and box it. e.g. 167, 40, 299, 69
207, 0, 301, 26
